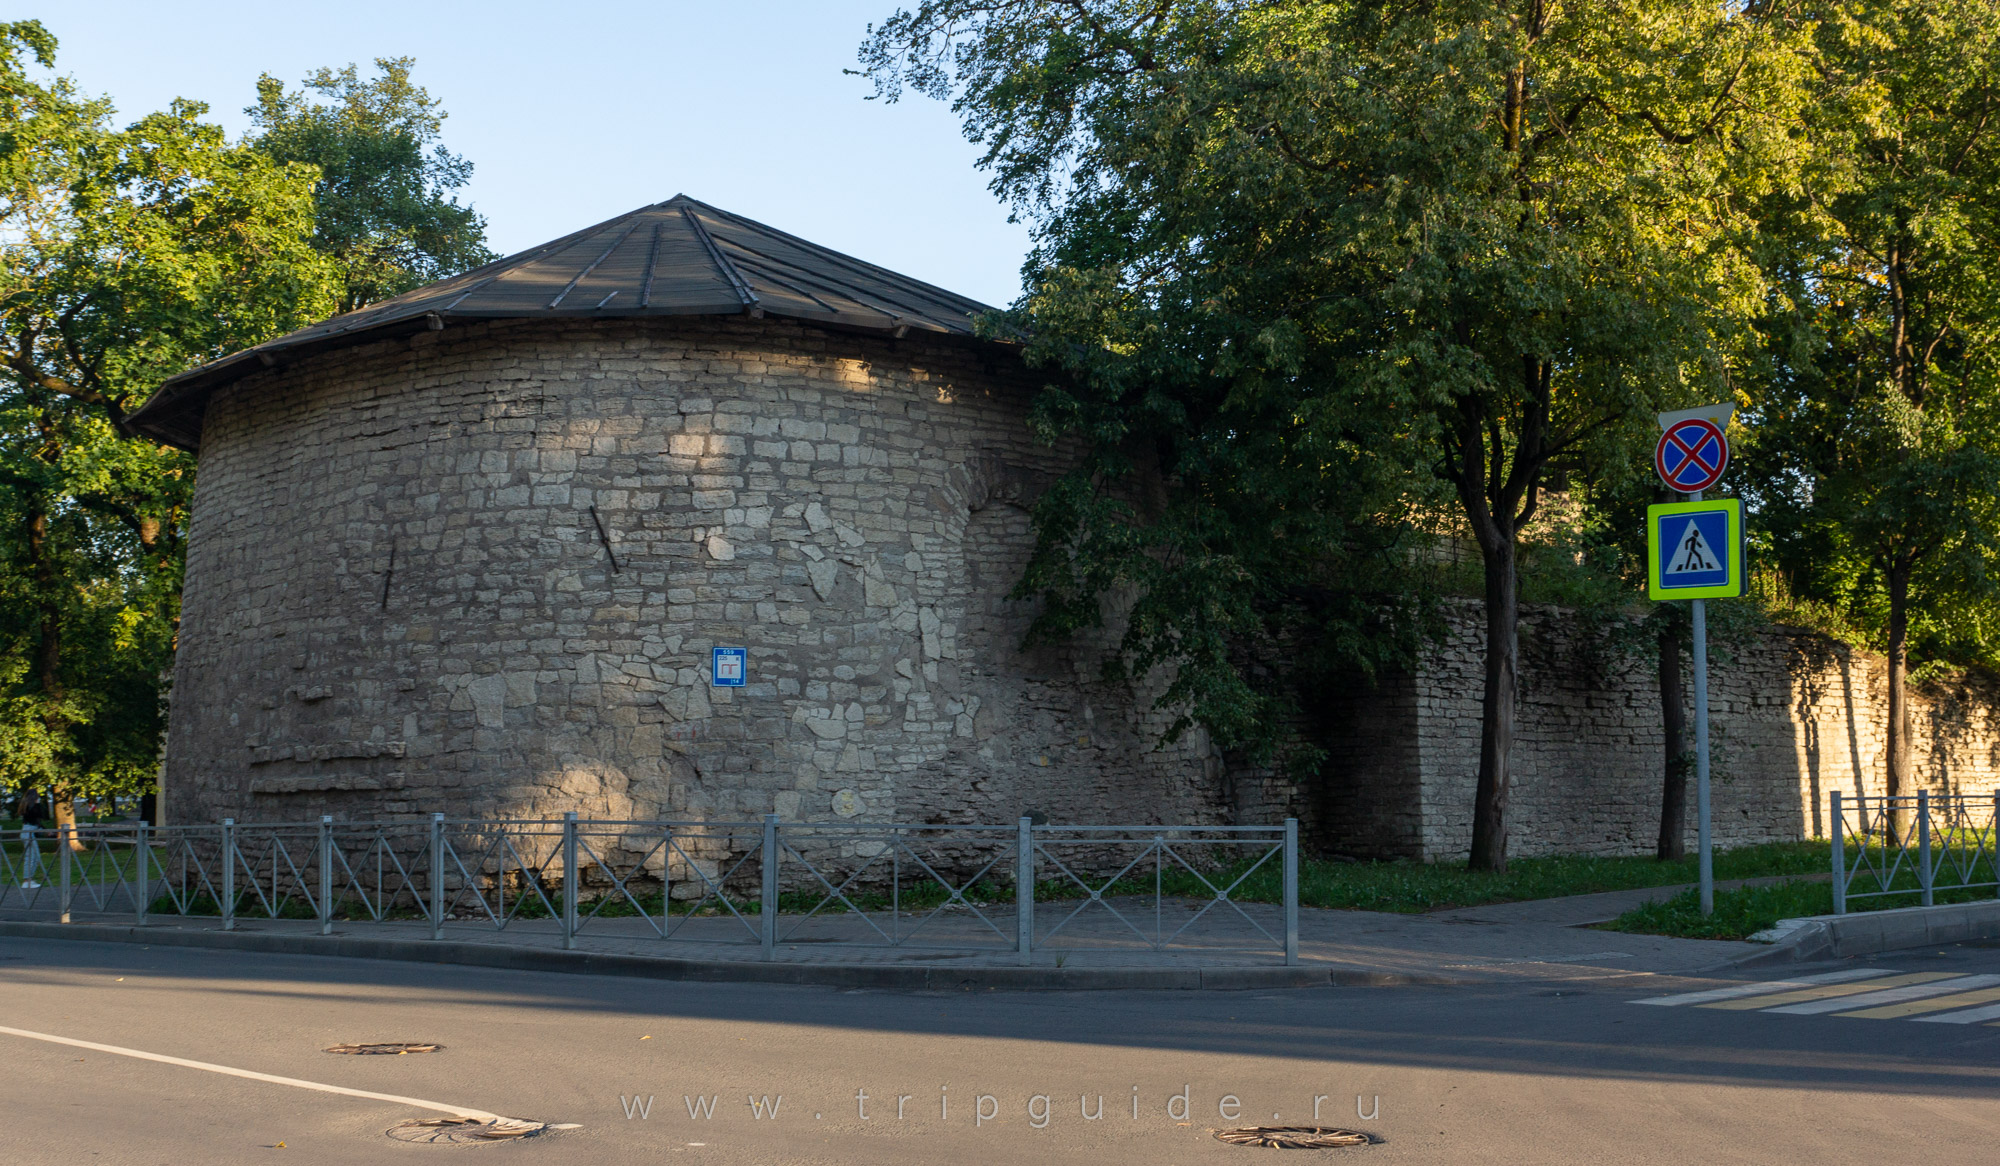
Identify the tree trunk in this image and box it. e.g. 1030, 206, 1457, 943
26, 505, 83, 852
1451, 354, 1548, 875
28, 508, 59, 700
1885, 559, 1913, 839
51, 794, 82, 850
1656, 613, 1688, 860
1469, 534, 1519, 873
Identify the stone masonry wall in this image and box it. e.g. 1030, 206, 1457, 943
1238, 600, 2000, 862
163, 310, 2000, 862
162, 316, 1226, 835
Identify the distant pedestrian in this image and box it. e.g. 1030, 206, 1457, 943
17, 789, 45, 889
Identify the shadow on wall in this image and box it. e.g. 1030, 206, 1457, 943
1294, 606, 2000, 862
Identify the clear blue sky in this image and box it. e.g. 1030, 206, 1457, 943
43, 1, 1034, 308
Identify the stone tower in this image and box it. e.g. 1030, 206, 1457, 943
130, 197, 1225, 828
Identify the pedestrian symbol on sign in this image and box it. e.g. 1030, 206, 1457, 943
1668, 519, 1720, 575
1646, 499, 1741, 600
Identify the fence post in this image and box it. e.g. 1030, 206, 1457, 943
58, 823, 72, 924
221, 818, 235, 931
561, 811, 579, 951
1283, 818, 1300, 966
1016, 816, 1034, 967
318, 816, 334, 936
760, 814, 780, 961
135, 820, 149, 926
1918, 790, 1934, 908
1831, 792, 1846, 916
429, 813, 445, 941
1993, 792, 1999, 901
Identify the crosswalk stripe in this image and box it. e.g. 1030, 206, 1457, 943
1698, 972, 1957, 1011
1765, 975, 2000, 1015
1630, 968, 1890, 1007
1836, 984, 2000, 1020
1912, 1001, 2000, 1025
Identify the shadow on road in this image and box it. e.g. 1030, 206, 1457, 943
6, 935, 1999, 1101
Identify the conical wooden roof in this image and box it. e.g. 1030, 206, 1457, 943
129, 195, 1001, 449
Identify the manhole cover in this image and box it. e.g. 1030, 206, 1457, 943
1214, 1126, 1374, 1149
326, 1042, 443, 1055
385, 1118, 546, 1144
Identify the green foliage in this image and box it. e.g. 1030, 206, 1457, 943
1603, 879, 1830, 940
1738, 0, 2000, 672
0, 38, 493, 805
0, 24, 340, 800
0, 658, 90, 790
248, 58, 495, 313
863, 2, 1817, 856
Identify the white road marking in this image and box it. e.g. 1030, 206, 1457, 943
1631, 968, 1890, 1006
0, 1024, 502, 1120
1764, 975, 2000, 1015
1914, 1001, 2000, 1024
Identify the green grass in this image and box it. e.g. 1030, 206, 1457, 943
1204, 841, 1833, 915
732, 841, 1833, 918
1604, 879, 2000, 941
1, 841, 153, 884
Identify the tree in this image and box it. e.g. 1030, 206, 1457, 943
0, 21, 337, 834
863, 0, 1815, 868
1742, 0, 2000, 816
248, 58, 496, 313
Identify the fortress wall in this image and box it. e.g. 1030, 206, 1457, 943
164, 310, 2000, 862
163, 316, 1225, 835
1309, 602, 2000, 862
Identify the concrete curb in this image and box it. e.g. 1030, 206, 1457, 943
1715, 898, 2000, 969
0, 921, 1463, 992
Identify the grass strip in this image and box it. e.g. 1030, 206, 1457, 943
1265, 841, 1832, 914
1605, 875, 2000, 941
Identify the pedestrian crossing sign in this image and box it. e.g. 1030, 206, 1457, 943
1647, 497, 1743, 600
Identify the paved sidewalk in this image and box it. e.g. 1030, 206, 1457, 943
0, 886, 1768, 989
1429, 872, 1835, 927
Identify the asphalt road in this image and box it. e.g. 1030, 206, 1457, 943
4, 937, 2000, 1164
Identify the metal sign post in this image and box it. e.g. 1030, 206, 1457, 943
1693, 534, 1713, 917
1648, 404, 1741, 916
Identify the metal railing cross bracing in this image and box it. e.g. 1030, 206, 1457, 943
0, 814, 1301, 966
1830, 791, 2000, 913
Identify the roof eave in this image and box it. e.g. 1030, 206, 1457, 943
125, 306, 1008, 452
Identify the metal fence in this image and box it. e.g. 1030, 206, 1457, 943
0, 814, 1299, 965
1831, 791, 2000, 913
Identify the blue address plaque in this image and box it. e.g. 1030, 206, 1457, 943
711, 646, 747, 687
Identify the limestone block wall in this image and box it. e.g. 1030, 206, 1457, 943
1244, 601, 2000, 862
1226, 671, 1426, 857
162, 316, 1225, 832
166, 309, 2000, 860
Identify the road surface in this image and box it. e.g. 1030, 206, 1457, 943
3, 935, 1999, 1163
